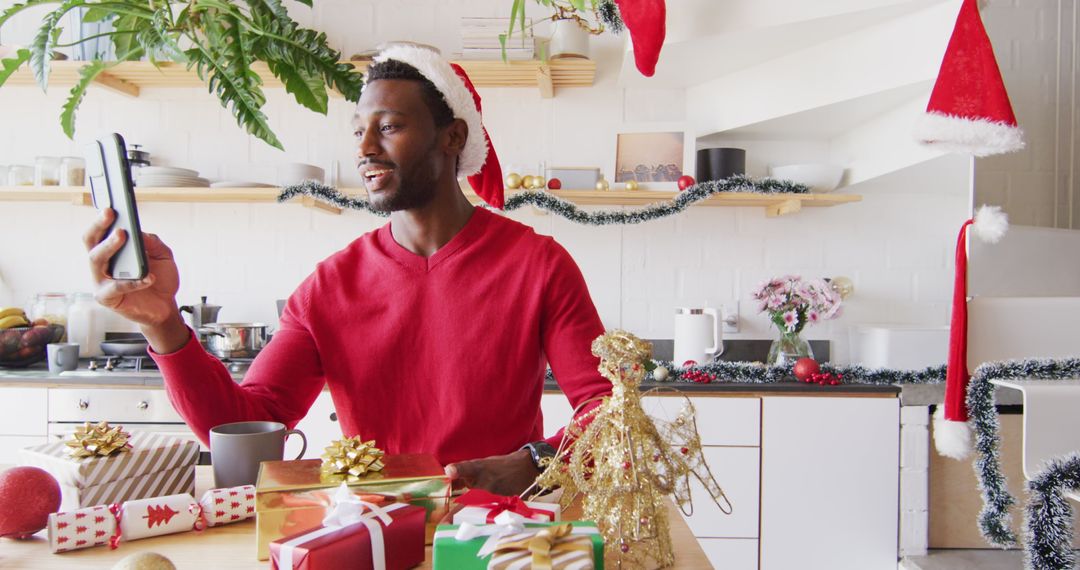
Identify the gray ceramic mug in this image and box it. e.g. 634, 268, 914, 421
209, 421, 307, 488
47, 343, 79, 373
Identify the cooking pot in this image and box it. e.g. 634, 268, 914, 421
199, 323, 269, 359
100, 338, 150, 358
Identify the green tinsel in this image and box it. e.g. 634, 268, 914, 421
965, 357, 1080, 548
278, 175, 810, 225
1024, 453, 1080, 570
598, 0, 624, 33
542, 360, 947, 386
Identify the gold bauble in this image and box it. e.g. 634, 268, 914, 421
522, 175, 536, 189
829, 276, 855, 300
625, 180, 639, 191
505, 173, 523, 189
532, 177, 546, 190
596, 178, 610, 191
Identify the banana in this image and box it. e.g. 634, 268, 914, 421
0, 307, 26, 320
0, 315, 30, 329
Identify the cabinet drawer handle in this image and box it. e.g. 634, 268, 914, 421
137, 401, 149, 410
78, 399, 89, 410
329, 412, 337, 422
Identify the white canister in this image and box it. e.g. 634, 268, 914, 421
67, 292, 104, 357
673, 308, 723, 366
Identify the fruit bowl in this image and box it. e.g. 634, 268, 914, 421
768, 164, 845, 193
0, 324, 65, 368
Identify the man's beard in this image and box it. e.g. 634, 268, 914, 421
367, 143, 441, 213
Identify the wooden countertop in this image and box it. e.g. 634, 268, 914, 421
0, 466, 712, 569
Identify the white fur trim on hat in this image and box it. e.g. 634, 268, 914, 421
933, 406, 973, 460
915, 111, 1025, 157
370, 45, 488, 178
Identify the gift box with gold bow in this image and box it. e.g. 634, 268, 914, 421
255, 454, 449, 561
433, 521, 604, 569
19, 426, 199, 511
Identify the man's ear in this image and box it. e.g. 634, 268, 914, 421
442, 118, 469, 159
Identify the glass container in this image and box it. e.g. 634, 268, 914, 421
67, 292, 104, 357
8, 165, 34, 186
34, 156, 61, 186
766, 330, 814, 367
30, 292, 71, 327
60, 157, 86, 187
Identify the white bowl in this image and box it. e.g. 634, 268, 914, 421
768, 164, 845, 193
277, 163, 325, 186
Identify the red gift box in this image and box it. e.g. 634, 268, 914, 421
270, 502, 426, 570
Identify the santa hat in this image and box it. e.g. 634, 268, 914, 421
934, 205, 1009, 460
371, 45, 504, 209
915, 0, 1024, 156
613, 0, 667, 77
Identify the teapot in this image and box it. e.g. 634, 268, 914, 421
179, 296, 222, 330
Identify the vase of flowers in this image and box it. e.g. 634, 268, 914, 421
752, 275, 843, 366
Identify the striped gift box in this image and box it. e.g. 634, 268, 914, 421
19, 431, 199, 510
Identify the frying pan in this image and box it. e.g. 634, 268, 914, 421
100, 338, 150, 358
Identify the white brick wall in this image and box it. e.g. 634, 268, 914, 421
0, 1, 992, 364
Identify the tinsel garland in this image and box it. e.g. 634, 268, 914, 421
965, 357, 1080, 548
276, 175, 810, 225
1024, 453, 1080, 570
546, 361, 947, 386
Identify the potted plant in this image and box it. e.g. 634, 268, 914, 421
0, 0, 363, 150
500, 0, 623, 60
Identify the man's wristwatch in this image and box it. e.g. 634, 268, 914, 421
521, 441, 556, 471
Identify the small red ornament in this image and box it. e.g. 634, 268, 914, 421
622, 461, 631, 470
680, 447, 689, 455
677, 175, 695, 190
682, 360, 697, 367
547, 178, 562, 190
792, 357, 821, 381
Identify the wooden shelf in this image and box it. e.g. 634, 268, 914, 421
0, 186, 861, 217
3, 58, 596, 98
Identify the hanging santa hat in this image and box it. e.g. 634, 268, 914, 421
371, 45, 504, 209
915, 0, 1024, 156
613, 0, 667, 77
933, 205, 1009, 460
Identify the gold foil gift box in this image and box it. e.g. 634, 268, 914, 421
254, 454, 449, 560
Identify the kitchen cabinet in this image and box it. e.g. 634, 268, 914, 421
0, 387, 48, 461
760, 396, 899, 570
290, 391, 341, 460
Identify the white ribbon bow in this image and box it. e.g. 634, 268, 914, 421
458, 511, 528, 558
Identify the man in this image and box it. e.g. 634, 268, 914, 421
82, 46, 611, 496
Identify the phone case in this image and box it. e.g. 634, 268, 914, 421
84, 134, 148, 280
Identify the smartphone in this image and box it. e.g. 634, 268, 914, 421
84, 133, 149, 281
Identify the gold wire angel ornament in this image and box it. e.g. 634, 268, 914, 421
527, 330, 732, 568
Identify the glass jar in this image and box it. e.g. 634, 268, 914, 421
0, 165, 8, 185
30, 293, 70, 327
766, 330, 814, 367
60, 157, 86, 187
67, 293, 104, 357
34, 156, 62, 186
8, 165, 34, 186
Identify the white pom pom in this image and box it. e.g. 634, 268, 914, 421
933, 406, 973, 460
973, 204, 1008, 243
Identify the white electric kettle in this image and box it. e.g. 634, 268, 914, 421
673, 307, 723, 366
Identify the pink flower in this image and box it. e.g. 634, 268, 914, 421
782, 310, 798, 331
807, 310, 820, 324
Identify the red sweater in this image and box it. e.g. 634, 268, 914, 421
153, 207, 611, 464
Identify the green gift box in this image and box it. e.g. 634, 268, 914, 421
433, 521, 604, 569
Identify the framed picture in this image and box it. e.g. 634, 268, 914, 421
614, 130, 692, 190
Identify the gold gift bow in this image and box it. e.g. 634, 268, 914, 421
320, 436, 386, 481
491, 523, 594, 570
65, 421, 132, 458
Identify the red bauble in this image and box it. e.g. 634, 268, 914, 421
547, 178, 562, 190
677, 175, 695, 191
0, 466, 61, 539
793, 358, 821, 381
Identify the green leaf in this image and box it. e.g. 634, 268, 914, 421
185, 44, 282, 150
0, 48, 31, 88
30, 0, 81, 92
246, 14, 363, 102
266, 59, 327, 114
80, 6, 113, 22
60, 60, 106, 138
569, 0, 586, 11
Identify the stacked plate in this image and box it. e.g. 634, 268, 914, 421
135, 166, 210, 188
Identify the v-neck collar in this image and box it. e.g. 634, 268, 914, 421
377, 206, 491, 273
